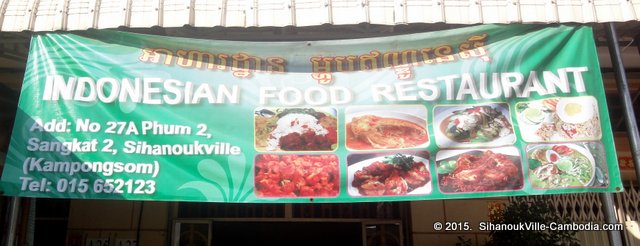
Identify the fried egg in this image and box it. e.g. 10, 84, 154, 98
556, 97, 595, 124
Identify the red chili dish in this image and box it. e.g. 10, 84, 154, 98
254, 154, 340, 197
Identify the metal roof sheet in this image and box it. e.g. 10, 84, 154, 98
0, 0, 639, 32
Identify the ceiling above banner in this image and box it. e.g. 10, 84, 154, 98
1, 0, 640, 32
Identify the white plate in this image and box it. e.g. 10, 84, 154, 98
516, 101, 552, 142
433, 104, 515, 148
519, 107, 550, 125
346, 111, 426, 127
516, 97, 601, 142
555, 97, 595, 124
345, 105, 427, 125
254, 107, 338, 152
347, 155, 432, 197
345, 105, 429, 149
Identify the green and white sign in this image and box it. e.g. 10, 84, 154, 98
0, 24, 623, 203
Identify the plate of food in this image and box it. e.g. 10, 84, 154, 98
436, 147, 523, 193
433, 104, 515, 148
556, 98, 595, 124
347, 153, 432, 197
254, 154, 340, 197
345, 105, 429, 150
515, 96, 601, 142
527, 144, 596, 189
254, 107, 337, 152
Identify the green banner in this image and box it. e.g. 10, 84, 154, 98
0, 24, 623, 203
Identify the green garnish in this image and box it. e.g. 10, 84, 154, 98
515, 102, 529, 113
438, 160, 457, 174
555, 159, 573, 173
384, 153, 415, 171
528, 158, 542, 171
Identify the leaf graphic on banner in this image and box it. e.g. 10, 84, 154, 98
178, 155, 259, 202
196, 159, 230, 201
227, 154, 253, 201
177, 181, 225, 201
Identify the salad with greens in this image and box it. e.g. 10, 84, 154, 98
528, 144, 594, 189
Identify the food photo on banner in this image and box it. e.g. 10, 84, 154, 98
0, 24, 623, 203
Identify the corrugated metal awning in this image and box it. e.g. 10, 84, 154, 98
0, 0, 639, 32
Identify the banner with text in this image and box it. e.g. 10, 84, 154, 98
0, 24, 623, 203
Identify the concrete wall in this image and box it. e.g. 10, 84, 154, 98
411, 199, 505, 246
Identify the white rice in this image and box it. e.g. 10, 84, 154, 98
266, 113, 329, 151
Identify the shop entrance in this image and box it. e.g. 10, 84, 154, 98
173, 219, 403, 246
175, 202, 411, 246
